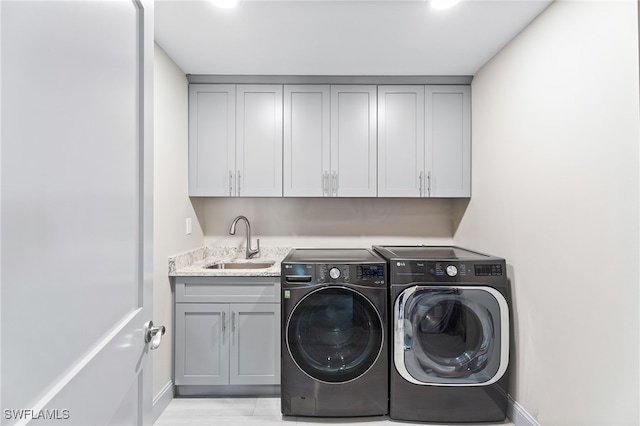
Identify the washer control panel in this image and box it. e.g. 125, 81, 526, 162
317, 264, 385, 286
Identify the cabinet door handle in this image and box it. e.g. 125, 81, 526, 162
222, 311, 226, 332
332, 171, 338, 196
232, 312, 236, 332
322, 172, 328, 196
427, 171, 432, 197
237, 171, 241, 196
229, 171, 233, 196
419, 171, 423, 197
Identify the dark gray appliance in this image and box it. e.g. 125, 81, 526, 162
281, 248, 388, 417
373, 245, 510, 423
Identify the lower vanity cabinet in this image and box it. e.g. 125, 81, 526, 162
174, 276, 281, 390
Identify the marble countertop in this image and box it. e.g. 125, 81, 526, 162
168, 246, 292, 277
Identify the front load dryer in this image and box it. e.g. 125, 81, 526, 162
281, 248, 388, 417
373, 245, 511, 423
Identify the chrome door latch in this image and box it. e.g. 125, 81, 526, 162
144, 320, 166, 350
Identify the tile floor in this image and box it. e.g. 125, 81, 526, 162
154, 397, 515, 426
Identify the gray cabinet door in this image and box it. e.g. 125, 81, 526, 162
378, 86, 425, 197
378, 85, 471, 198
229, 303, 281, 385
283, 85, 331, 197
426, 85, 471, 197
330, 85, 378, 197
175, 303, 230, 385
236, 85, 284, 197
188, 84, 236, 196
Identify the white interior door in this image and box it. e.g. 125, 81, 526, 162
1, 1, 154, 424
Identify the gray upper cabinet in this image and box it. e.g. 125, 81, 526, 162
189, 84, 283, 197
190, 81, 469, 198
426, 85, 471, 197
283, 85, 331, 197
236, 85, 283, 197
378, 86, 425, 197
284, 85, 377, 197
189, 84, 236, 196
378, 85, 471, 198
330, 85, 377, 197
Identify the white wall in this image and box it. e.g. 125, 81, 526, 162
202, 198, 456, 249
454, 1, 640, 424
153, 44, 205, 401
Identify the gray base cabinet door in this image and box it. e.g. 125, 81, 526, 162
230, 303, 281, 385
175, 302, 281, 386
175, 303, 230, 385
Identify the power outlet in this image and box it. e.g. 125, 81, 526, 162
186, 218, 192, 235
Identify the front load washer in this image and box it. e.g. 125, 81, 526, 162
373, 245, 510, 423
281, 248, 388, 417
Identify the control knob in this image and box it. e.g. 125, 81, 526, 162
329, 267, 341, 279
446, 265, 458, 277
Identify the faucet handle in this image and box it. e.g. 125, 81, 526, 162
247, 238, 260, 259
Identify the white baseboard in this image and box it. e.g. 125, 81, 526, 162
508, 394, 540, 426
152, 380, 174, 424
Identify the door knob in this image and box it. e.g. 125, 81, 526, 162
144, 320, 165, 350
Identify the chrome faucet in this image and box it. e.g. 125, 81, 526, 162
229, 215, 260, 259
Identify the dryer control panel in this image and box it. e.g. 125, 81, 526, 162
391, 260, 504, 284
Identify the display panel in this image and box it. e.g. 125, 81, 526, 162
357, 264, 385, 280
474, 264, 504, 276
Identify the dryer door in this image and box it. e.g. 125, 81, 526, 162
286, 286, 384, 383
394, 286, 509, 386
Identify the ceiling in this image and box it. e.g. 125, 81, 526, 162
155, 0, 553, 76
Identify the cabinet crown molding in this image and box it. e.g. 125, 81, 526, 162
187, 75, 473, 85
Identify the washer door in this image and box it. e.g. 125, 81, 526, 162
394, 286, 509, 386
286, 286, 384, 383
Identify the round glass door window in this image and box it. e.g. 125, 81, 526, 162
395, 286, 509, 386
286, 287, 383, 383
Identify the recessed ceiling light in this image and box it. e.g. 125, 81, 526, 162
431, 0, 461, 10
211, 0, 239, 9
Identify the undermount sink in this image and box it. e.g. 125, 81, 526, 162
205, 261, 275, 270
